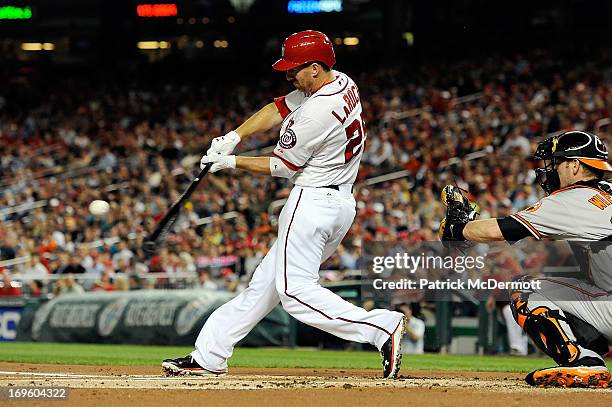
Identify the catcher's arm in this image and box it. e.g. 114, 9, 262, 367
463, 219, 504, 241
438, 185, 503, 242
439, 185, 504, 242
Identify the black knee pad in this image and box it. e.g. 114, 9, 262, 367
563, 312, 609, 356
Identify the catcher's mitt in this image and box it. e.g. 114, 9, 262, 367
439, 185, 479, 241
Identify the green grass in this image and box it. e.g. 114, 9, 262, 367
0, 342, 548, 372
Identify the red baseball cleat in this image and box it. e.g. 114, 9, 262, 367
380, 317, 405, 379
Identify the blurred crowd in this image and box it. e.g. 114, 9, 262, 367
1, 49, 610, 297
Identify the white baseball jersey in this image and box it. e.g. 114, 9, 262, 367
510, 181, 612, 290
273, 70, 366, 187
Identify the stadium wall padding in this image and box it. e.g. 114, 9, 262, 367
15, 289, 290, 346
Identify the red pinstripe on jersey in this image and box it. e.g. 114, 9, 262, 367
272, 152, 302, 171
282, 189, 392, 337
274, 96, 291, 119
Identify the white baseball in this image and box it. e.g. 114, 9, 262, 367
89, 200, 110, 216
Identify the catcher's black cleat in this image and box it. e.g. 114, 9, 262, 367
162, 355, 227, 377
525, 357, 610, 388
380, 317, 405, 379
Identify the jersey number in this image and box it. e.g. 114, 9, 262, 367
344, 114, 367, 163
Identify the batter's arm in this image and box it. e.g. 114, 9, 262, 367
201, 155, 296, 178
206, 103, 283, 157
235, 155, 298, 179
235, 156, 271, 175
235, 102, 283, 140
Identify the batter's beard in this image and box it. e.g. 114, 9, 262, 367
294, 84, 307, 94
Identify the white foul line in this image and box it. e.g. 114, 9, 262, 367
0, 370, 111, 378
0, 371, 205, 380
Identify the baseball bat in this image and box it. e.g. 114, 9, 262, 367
143, 163, 212, 253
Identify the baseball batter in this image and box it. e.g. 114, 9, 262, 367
162, 30, 405, 378
440, 131, 612, 388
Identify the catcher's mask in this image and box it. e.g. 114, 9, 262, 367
534, 131, 612, 194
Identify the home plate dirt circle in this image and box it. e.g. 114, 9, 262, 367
1, 363, 610, 407
0, 371, 519, 391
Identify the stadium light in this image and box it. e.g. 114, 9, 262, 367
343, 37, 359, 46
402, 32, 414, 46
137, 41, 170, 50
228, 0, 255, 13
21, 42, 54, 51
21, 43, 42, 51
0, 5, 32, 20
136, 4, 178, 18
287, 0, 342, 14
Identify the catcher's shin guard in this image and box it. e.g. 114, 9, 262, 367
510, 292, 580, 365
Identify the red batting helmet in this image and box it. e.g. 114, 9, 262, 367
272, 30, 336, 71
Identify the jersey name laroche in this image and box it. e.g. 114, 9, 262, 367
273, 71, 366, 187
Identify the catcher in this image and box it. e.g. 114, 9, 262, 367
440, 130, 612, 388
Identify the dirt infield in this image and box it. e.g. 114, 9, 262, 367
1, 363, 610, 406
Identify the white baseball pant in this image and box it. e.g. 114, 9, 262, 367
191, 185, 403, 371
501, 304, 527, 355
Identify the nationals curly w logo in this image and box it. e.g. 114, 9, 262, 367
279, 128, 297, 149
